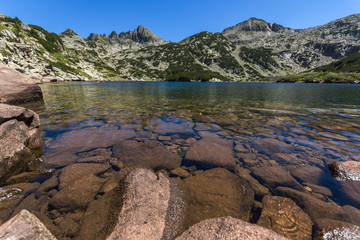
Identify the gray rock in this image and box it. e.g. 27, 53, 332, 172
175, 216, 288, 240
0, 209, 56, 240
328, 161, 360, 181
0, 103, 40, 129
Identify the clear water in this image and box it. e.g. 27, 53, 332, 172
2, 81, 360, 238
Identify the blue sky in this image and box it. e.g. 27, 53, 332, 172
1, 0, 360, 42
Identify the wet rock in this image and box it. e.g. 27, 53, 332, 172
303, 182, 332, 197
42, 152, 78, 169
289, 165, 329, 185
336, 181, 360, 208
49, 174, 105, 212
59, 163, 110, 190
183, 168, 254, 229
147, 120, 195, 138
328, 161, 360, 181
175, 216, 287, 240
252, 166, 303, 192
112, 140, 181, 170
170, 167, 190, 178
37, 175, 59, 193
276, 187, 360, 225
108, 169, 178, 240
45, 127, 135, 155
0, 64, 43, 104
184, 139, 236, 170
257, 195, 313, 240
251, 138, 296, 156
313, 218, 360, 240
235, 167, 269, 198
0, 209, 56, 240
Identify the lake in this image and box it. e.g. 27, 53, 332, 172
2, 81, 360, 239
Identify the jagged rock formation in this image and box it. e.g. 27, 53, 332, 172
0, 13, 360, 81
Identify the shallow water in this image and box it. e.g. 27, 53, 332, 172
2, 81, 360, 238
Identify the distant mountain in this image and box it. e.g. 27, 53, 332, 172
0, 13, 360, 81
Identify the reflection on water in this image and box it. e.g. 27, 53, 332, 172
2, 81, 360, 238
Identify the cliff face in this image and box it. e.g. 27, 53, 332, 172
0, 13, 359, 81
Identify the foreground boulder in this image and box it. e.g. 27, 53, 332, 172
107, 169, 185, 240
257, 195, 313, 240
175, 217, 287, 240
183, 168, 254, 229
0, 209, 56, 240
328, 161, 360, 181
0, 104, 42, 180
0, 64, 43, 104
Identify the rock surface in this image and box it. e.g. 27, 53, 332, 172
0, 104, 41, 180
0, 64, 43, 104
183, 168, 254, 229
175, 216, 288, 240
313, 218, 360, 240
257, 195, 313, 240
0, 209, 56, 240
107, 169, 180, 240
328, 161, 360, 181
184, 139, 236, 170
112, 140, 181, 170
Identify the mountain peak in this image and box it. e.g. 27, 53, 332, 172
118, 25, 165, 44
59, 29, 79, 38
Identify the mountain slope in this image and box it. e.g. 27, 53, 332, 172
0, 13, 360, 81
313, 52, 360, 72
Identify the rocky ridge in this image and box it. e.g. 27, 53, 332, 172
1, 13, 360, 81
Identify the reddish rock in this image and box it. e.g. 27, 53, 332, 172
313, 218, 360, 240
0, 209, 56, 240
175, 217, 287, 240
0, 64, 43, 104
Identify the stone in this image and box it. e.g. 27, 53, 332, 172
290, 165, 330, 186
252, 166, 303, 192
49, 174, 105, 212
0, 64, 43, 104
0, 119, 31, 179
313, 218, 360, 240
328, 161, 360, 181
0, 103, 40, 129
0, 209, 56, 240
170, 167, 191, 178
108, 169, 175, 240
257, 195, 313, 240
59, 163, 110, 189
112, 140, 181, 170
276, 187, 360, 225
147, 119, 195, 138
41, 152, 78, 169
184, 139, 236, 170
175, 217, 287, 240
235, 167, 269, 198
183, 168, 254, 229
303, 182, 333, 197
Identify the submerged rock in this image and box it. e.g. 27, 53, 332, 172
184, 139, 236, 170
183, 168, 254, 229
175, 216, 287, 240
257, 195, 313, 240
328, 161, 360, 181
0, 209, 56, 240
112, 140, 181, 170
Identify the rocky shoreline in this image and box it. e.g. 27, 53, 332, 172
0, 67, 360, 239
